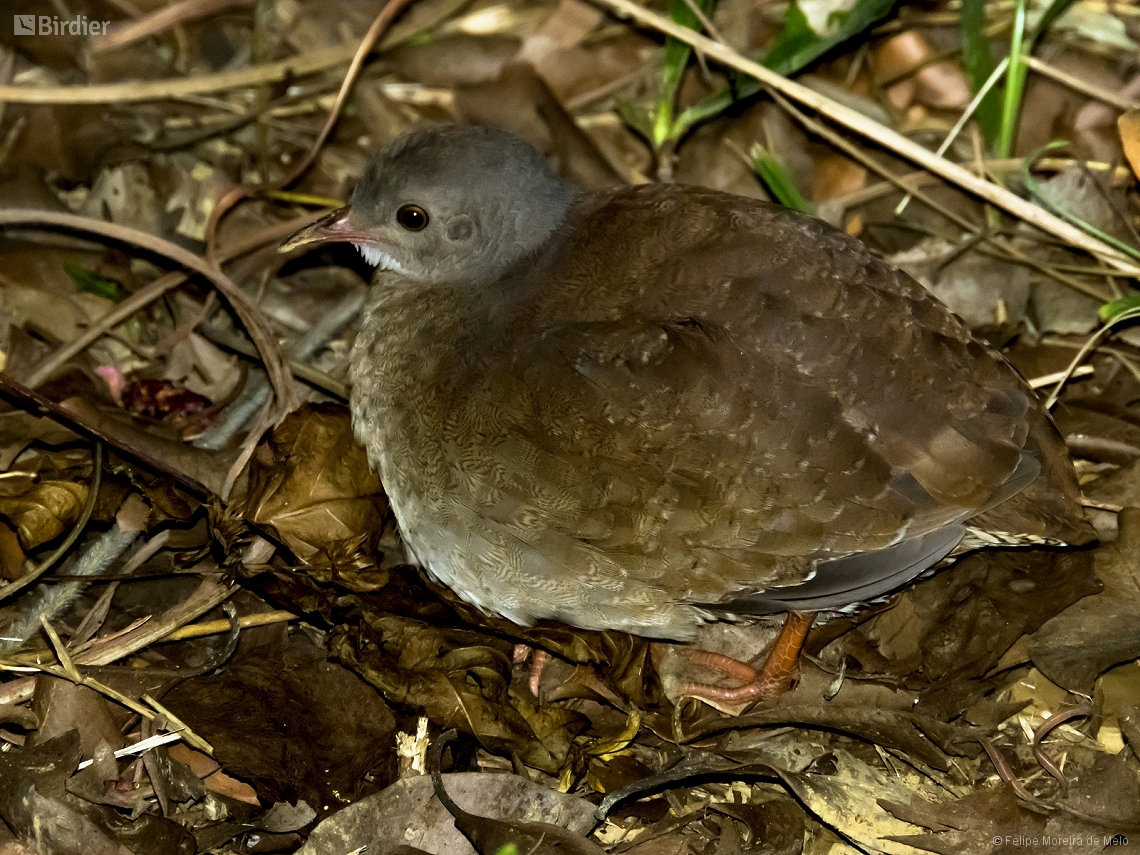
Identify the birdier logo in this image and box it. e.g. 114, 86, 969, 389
14, 14, 110, 36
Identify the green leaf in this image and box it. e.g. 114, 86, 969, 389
766, 0, 897, 76
65, 260, 126, 303
997, 0, 1028, 159
654, 0, 717, 145
1028, 0, 1076, 47
672, 0, 898, 138
493, 846, 520, 855
762, 0, 819, 76
959, 0, 1002, 145
615, 97, 655, 142
1100, 292, 1140, 322
751, 144, 813, 213
673, 87, 744, 140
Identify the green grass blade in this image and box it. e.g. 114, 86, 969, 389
616, 97, 655, 142
1100, 292, 1140, 322
959, 0, 1002, 145
995, 0, 1073, 159
654, 0, 716, 145
673, 86, 745, 138
751, 144, 813, 213
65, 260, 126, 303
1029, 0, 1076, 46
997, 0, 1028, 159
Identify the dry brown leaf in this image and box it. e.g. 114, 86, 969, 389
204, 770, 261, 805
1117, 110, 1140, 179
239, 403, 388, 571
811, 152, 867, 204
168, 744, 220, 779
0, 480, 87, 550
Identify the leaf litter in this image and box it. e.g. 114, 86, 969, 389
1, 0, 1140, 853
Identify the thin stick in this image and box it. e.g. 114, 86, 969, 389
769, 90, 1111, 303
1044, 306, 1140, 409
91, 0, 254, 52
0, 43, 360, 104
1026, 366, 1093, 389
205, 0, 419, 261
832, 157, 1129, 212
678, 0, 726, 44
0, 577, 234, 707
0, 373, 211, 497
144, 694, 215, 754
1024, 55, 1140, 112
161, 610, 296, 642
585, 0, 1140, 275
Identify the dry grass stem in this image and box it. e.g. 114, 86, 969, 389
0, 43, 359, 104
163, 610, 298, 642
770, 89, 1112, 303
0, 577, 234, 707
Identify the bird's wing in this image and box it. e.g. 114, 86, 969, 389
442, 187, 1042, 613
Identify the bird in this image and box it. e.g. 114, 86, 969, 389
281, 125, 1094, 705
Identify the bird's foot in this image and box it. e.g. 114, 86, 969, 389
676, 612, 815, 712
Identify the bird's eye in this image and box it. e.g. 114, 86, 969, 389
396, 204, 429, 231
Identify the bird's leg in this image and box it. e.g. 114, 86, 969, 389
512, 644, 553, 698
677, 611, 816, 705
528, 649, 552, 697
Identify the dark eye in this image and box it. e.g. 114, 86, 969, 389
396, 204, 428, 231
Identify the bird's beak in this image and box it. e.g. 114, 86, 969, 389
279, 207, 363, 253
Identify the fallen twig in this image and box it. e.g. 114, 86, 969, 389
0, 43, 359, 104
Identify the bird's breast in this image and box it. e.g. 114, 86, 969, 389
347, 280, 495, 577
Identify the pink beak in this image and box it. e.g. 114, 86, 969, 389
279, 206, 378, 253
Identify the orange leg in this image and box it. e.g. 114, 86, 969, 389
528, 649, 551, 697
512, 645, 553, 698
678, 612, 816, 705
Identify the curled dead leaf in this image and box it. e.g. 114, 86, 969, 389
0, 480, 87, 550
238, 404, 389, 569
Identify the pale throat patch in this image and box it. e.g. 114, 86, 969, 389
354, 242, 413, 276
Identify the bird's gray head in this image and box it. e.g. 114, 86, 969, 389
281, 126, 575, 286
